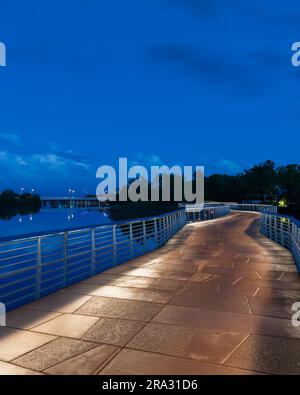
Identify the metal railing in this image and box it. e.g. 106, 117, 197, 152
0, 201, 282, 311
185, 205, 230, 223
0, 210, 186, 311
260, 213, 300, 270
229, 203, 278, 214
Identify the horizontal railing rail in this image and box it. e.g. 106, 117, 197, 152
0, 210, 186, 310
229, 203, 278, 214
185, 205, 230, 223
260, 213, 300, 270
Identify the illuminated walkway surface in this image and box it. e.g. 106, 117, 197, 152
0, 212, 300, 375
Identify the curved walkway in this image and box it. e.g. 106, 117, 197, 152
0, 212, 299, 375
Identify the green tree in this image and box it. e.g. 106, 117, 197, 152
277, 164, 300, 204
241, 160, 277, 201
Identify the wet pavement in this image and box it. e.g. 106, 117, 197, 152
1, 212, 299, 375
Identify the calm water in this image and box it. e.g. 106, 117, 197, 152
0, 208, 112, 240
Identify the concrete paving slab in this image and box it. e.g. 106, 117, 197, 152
32, 313, 99, 338
0, 327, 56, 362
75, 296, 163, 321
128, 322, 248, 364
225, 334, 300, 374
44, 345, 119, 375
100, 349, 258, 375
13, 337, 97, 372
83, 318, 145, 346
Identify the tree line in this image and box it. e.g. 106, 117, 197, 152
0, 190, 41, 220
107, 160, 300, 220
204, 160, 300, 205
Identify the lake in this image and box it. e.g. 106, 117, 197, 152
0, 208, 112, 240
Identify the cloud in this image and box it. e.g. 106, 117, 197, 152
149, 44, 268, 96
216, 159, 243, 174
195, 157, 245, 175
0, 143, 91, 191
154, 1, 297, 99
162, 0, 282, 24
32, 153, 90, 171
129, 153, 165, 167
0, 133, 21, 147
189, 1, 300, 29
162, 0, 218, 18
48, 142, 88, 162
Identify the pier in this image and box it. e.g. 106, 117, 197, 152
0, 209, 300, 374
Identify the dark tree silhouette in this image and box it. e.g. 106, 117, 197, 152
0, 190, 41, 220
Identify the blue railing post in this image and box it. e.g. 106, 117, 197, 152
112, 225, 117, 264
91, 228, 96, 275
129, 222, 134, 258
35, 237, 42, 300
63, 232, 68, 286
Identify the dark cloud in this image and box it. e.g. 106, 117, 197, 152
0, 133, 21, 147
162, 0, 265, 20
163, 0, 218, 18
49, 143, 87, 162
162, 0, 300, 30
246, 49, 287, 69
149, 44, 272, 96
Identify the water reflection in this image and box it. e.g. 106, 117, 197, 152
0, 208, 112, 239
0, 205, 40, 221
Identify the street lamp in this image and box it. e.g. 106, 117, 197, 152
72, 190, 75, 207
68, 189, 72, 208
69, 189, 75, 207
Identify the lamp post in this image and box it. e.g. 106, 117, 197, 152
72, 190, 75, 208
69, 189, 75, 208
68, 188, 72, 208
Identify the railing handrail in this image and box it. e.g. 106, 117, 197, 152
0, 205, 234, 311
5, 201, 293, 311
184, 205, 230, 223
229, 203, 277, 207
227, 203, 276, 207
0, 208, 185, 244
0, 209, 187, 310
41, 197, 99, 200
228, 203, 278, 214
260, 211, 300, 271
261, 212, 300, 227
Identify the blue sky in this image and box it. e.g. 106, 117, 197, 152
0, 0, 299, 195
